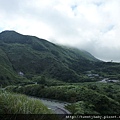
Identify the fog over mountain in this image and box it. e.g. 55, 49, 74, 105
0, 0, 120, 62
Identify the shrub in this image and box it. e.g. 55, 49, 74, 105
0, 90, 52, 114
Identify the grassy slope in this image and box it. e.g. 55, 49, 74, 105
0, 48, 17, 85
0, 89, 52, 114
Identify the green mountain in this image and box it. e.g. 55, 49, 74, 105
0, 30, 100, 84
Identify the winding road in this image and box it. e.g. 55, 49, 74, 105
39, 98, 71, 114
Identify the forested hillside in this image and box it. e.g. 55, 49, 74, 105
0, 30, 100, 85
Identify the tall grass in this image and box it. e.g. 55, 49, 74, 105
0, 89, 52, 114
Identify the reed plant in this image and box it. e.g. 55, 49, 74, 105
0, 89, 52, 114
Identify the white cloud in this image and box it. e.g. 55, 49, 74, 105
0, 0, 120, 62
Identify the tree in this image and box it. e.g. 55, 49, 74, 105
37, 75, 46, 84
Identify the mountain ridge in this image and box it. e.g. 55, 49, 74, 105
0, 30, 100, 85
0, 30, 99, 61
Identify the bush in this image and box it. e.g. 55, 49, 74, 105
0, 89, 52, 114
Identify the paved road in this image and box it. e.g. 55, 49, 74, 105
39, 98, 71, 114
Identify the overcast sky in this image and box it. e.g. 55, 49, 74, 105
0, 0, 120, 62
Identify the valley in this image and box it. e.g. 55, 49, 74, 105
0, 30, 120, 115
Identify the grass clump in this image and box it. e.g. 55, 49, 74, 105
0, 89, 52, 114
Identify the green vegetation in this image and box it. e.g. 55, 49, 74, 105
1, 30, 120, 85
65, 101, 98, 114
8, 82, 120, 114
0, 30, 120, 115
0, 48, 17, 86
0, 89, 52, 114
0, 30, 100, 85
